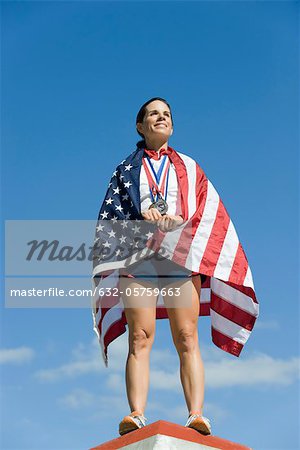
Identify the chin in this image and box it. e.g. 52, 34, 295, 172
153, 131, 169, 139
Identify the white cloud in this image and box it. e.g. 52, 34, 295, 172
106, 373, 125, 393
34, 334, 128, 382
58, 388, 94, 409
35, 358, 101, 382
35, 338, 103, 382
0, 347, 35, 365
34, 335, 300, 391
205, 353, 300, 388
151, 368, 181, 392
149, 348, 300, 390
255, 319, 280, 330
58, 388, 129, 421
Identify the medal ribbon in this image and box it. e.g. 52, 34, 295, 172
142, 155, 171, 203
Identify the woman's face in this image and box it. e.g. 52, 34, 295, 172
137, 100, 173, 144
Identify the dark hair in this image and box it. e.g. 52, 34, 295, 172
136, 97, 173, 147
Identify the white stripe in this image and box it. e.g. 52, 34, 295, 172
95, 273, 120, 324
156, 286, 211, 308
177, 153, 197, 217
244, 266, 254, 289
93, 247, 155, 277
211, 278, 259, 316
186, 180, 219, 272
101, 301, 123, 346
210, 310, 251, 345
213, 221, 239, 280
200, 287, 211, 304
157, 225, 187, 260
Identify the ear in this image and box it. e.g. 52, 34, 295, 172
136, 122, 143, 134
170, 128, 173, 135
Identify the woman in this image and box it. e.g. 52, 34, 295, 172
92, 97, 259, 437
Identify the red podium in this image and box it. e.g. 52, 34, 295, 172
90, 420, 252, 449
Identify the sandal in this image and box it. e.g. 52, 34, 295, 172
185, 412, 212, 435
119, 410, 148, 436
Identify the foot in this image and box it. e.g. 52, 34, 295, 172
185, 412, 212, 435
119, 410, 148, 436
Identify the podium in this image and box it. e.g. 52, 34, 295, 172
90, 420, 252, 449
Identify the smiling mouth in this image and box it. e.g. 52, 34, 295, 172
155, 123, 167, 127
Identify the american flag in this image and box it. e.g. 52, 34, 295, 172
92, 146, 259, 367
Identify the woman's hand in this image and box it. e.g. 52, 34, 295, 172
141, 208, 163, 222
157, 215, 184, 232
141, 209, 184, 231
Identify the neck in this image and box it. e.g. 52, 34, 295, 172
145, 139, 168, 152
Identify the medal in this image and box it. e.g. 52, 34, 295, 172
149, 192, 168, 215
142, 154, 170, 216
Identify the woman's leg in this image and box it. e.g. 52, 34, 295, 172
164, 275, 205, 415
119, 277, 158, 415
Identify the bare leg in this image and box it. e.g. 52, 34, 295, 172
120, 277, 158, 415
164, 276, 205, 415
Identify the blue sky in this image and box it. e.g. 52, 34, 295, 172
1, 1, 299, 449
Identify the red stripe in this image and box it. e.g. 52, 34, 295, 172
228, 243, 248, 285
211, 292, 256, 331
172, 165, 208, 267
212, 327, 243, 357
168, 148, 189, 220
199, 302, 210, 316
199, 200, 230, 276
225, 281, 258, 304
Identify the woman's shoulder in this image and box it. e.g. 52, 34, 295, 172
173, 148, 198, 166
115, 146, 142, 170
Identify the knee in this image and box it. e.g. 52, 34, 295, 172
129, 328, 154, 355
174, 327, 198, 355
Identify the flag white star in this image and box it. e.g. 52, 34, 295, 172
119, 235, 126, 243
113, 187, 120, 195
113, 171, 118, 177
105, 197, 114, 205
132, 225, 141, 234
121, 220, 128, 228
124, 181, 132, 188
115, 249, 122, 257
124, 212, 131, 219
115, 204, 123, 212
103, 241, 111, 248
96, 224, 104, 232
111, 216, 118, 224
146, 231, 154, 239
100, 211, 109, 219
108, 230, 116, 238
120, 175, 124, 180
122, 193, 129, 201
125, 164, 133, 171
